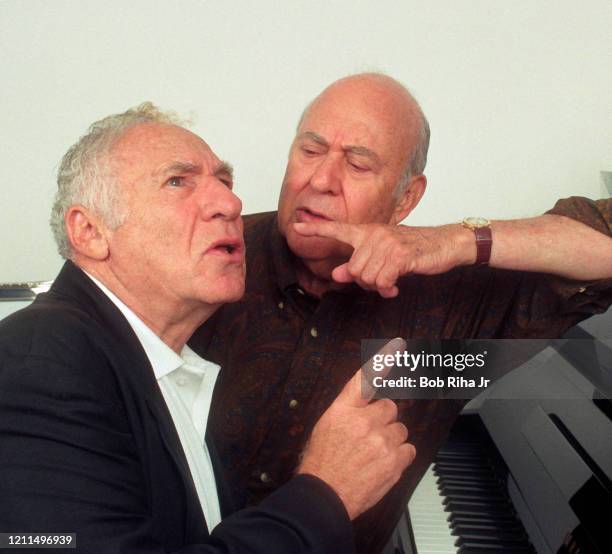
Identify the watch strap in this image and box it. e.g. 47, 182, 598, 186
474, 225, 492, 265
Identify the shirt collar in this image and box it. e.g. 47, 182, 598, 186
84, 272, 183, 380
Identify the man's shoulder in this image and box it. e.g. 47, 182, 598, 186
0, 292, 115, 378
0, 291, 136, 411
4, 291, 81, 339
1, 292, 92, 342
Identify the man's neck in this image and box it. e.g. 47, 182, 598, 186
295, 258, 347, 298
79, 263, 216, 354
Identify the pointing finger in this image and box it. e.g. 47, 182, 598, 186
293, 220, 359, 246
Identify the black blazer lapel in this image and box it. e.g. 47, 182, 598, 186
47, 261, 208, 537
205, 428, 240, 518
145, 394, 209, 537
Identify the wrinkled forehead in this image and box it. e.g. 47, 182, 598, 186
298, 90, 416, 169
110, 122, 218, 181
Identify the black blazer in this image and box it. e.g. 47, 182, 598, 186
0, 261, 353, 553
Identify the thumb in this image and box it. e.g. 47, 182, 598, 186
337, 337, 407, 407
331, 263, 354, 284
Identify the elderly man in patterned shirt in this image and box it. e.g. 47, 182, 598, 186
191, 73, 612, 553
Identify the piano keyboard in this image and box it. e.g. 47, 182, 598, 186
407, 416, 536, 554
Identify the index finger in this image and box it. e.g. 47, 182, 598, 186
293, 220, 359, 245
340, 337, 407, 407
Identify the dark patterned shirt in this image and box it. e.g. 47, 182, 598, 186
190, 197, 611, 554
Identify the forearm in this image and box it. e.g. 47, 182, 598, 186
456, 214, 612, 279
293, 197, 612, 294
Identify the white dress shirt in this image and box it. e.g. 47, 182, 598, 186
86, 273, 222, 530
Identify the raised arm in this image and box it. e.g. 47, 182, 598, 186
486, 213, 611, 279
294, 197, 612, 297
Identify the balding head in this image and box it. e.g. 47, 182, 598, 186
299, 73, 430, 189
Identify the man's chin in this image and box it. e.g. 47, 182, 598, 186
206, 284, 245, 307
199, 270, 245, 305
222, 275, 246, 301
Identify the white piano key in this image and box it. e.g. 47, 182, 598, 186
408, 463, 458, 553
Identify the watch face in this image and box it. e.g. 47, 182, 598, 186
464, 216, 490, 227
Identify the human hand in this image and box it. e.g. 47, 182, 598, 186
293, 221, 475, 297
297, 338, 416, 520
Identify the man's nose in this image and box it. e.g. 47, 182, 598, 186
309, 154, 342, 194
200, 179, 243, 220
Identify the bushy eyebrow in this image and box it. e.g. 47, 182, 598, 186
154, 160, 234, 179
156, 161, 202, 178
297, 131, 381, 164
345, 145, 381, 165
215, 161, 234, 179
297, 131, 328, 147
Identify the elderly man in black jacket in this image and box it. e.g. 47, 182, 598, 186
0, 103, 415, 553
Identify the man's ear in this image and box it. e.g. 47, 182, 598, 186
65, 205, 110, 260
390, 174, 426, 225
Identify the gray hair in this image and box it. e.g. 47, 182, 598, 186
50, 102, 183, 259
394, 102, 430, 198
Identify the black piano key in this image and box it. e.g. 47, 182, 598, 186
436, 470, 503, 483
449, 515, 525, 529
443, 497, 510, 510
451, 526, 528, 542
435, 468, 499, 480
436, 456, 492, 465
437, 474, 499, 484
450, 514, 519, 525
441, 479, 507, 494
449, 510, 513, 520
456, 536, 530, 549
449, 514, 523, 527
435, 470, 493, 480
446, 490, 503, 502
458, 546, 533, 554
437, 468, 498, 476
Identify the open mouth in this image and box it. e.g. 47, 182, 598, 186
208, 239, 243, 257
296, 207, 331, 222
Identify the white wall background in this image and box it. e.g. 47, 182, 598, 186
1, 0, 611, 284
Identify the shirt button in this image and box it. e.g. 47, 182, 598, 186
278, 301, 284, 309
578, 286, 586, 293
177, 377, 187, 386
260, 472, 271, 483
310, 327, 318, 338
289, 399, 299, 409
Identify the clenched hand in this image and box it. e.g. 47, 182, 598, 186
297, 338, 416, 520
